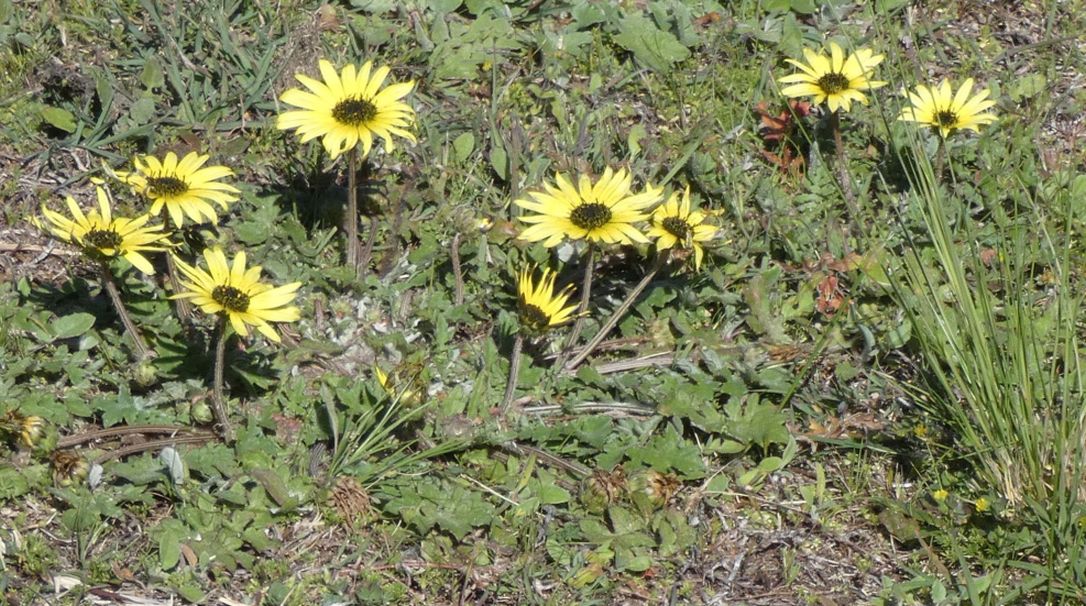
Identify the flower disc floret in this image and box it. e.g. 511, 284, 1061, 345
898, 78, 997, 138
778, 42, 886, 113
277, 59, 417, 160
38, 186, 170, 275
515, 168, 662, 247
171, 248, 301, 343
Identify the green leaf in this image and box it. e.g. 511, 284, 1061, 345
612, 15, 691, 73
158, 526, 183, 570
489, 144, 508, 180
40, 105, 77, 133
129, 97, 156, 124
140, 58, 165, 90
453, 132, 475, 162
789, 0, 817, 13
52, 312, 96, 340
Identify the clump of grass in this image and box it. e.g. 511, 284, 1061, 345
889, 127, 1086, 594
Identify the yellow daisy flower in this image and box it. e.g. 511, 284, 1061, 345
974, 496, 990, 513
647, 187, 717, 270
39, 186, 170, 275
898, 78, 997, 138
171, 248, 301, 343
518, 267, 578, 333
116, 151, 240, 227
515, 168, 661, 247
277, 59, 417, 160
778, 42, 886, 113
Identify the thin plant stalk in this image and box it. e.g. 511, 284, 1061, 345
99, 264, 151, 360
210, 316, 234, 439
829, 110, 855, 203
553, 241, 595, 370
934, 137, 947, 184
500, 333, 525, 414
160, 211, 192, 321
829, 109, 859, 236
345, 147, 361, 272
565, 250, 668, 372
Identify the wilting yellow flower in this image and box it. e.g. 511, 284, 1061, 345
51, 451, 88, 487
517, 267, 578, 333
171, 248, 301, 343
778, 42, 886, 113
277, 59, 417, 160
1, 411, 45, 449
515, 168, 661, 247
19, 415, 44, 448
115, 151, 240, 227
647, 187, 717, 270
898, 78, 997, 138
39, 186, 170, 275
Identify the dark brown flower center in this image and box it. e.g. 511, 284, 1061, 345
569, 203, 612, 230
520, 302, 551, 332
147, 176, 189, 198
332, 97, 378, 126
84, 228, 123, 250
661, 216, 691, 242
817, 73, 850, 95
212, 285, 250, 312
935, 110, 959, 128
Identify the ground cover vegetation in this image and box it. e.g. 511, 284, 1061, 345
1, 0, 1086, 603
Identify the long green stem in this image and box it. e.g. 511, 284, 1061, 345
934, 137, 947, 184
829, 109, 859, 240
210, 317, 234, 439
500, 333, 525, 415
100, 264, 151, 359
161, 211, 192, 322
553, 242, 596, 370
565, 250, 668, 372
346, 147, 360, 273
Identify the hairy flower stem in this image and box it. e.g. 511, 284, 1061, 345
565, 250, 668, 372
161, 211, 192, 322
829, 110, 859, 237
100, 264, 151, 360
934, 138, 947, 184
346, 147, 361, 273
500, 333, 525, 415
554, 242, 596, 370
210, 317, 234, 440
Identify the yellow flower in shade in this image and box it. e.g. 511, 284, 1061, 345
171, 248, 301, 343
517, 267, 578, 333
116, 152, 240, 227
898, 78, 997, 138
277, 59, 417, 160
778, 42, 886, 113
39, 187, 170, 275
374, 366, 421, 404
974, 497, 990, 513
515, 168, 661, 247
647, 187, 717, 270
